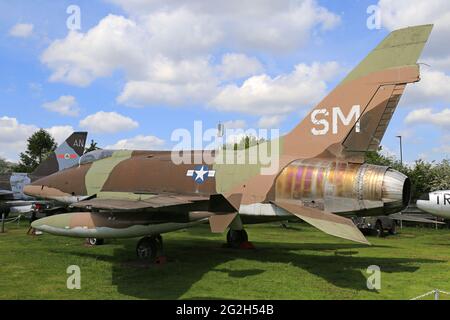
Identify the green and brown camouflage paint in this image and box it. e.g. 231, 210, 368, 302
27, 25, 432, 245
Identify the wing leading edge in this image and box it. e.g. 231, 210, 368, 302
70, 192, 209, 211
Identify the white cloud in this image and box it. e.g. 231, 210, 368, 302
117, 56, 218, 106
43, 95, 80, 117
218, 53, 263, 80
105, 135, 165, 150
401, 69, 450, 106
41, 15, 144, 87
222, 120, 247, 129
0, 117, 75, 161
46, 126, 75, 144
41, 1, 340, 106
210, 61, 341, 116
377, 0, 450, 69
108, 0, 340, 52
405, 108, 450, 129
0, 117, 36, 161
79, 111, 139, 133
141, 8, 223, 58
9, 23, 34, 38
258, 115, 286, 128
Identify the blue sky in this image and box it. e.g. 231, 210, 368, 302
1, 0, 449, 163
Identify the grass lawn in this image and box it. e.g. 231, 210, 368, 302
1, 220, 449, 300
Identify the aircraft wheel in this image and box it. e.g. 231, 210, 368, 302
226, 229, 248, 248
136, 236, 158, 260
87, 238, 104, 246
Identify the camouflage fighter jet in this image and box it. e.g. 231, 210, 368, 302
25, 25, 432, 260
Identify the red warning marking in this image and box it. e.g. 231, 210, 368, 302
56, 153, 78, 159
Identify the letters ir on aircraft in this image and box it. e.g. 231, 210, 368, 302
311, 105, 361, 136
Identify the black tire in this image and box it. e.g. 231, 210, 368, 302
226, 229, 248, 248
136, 237, 158, 260
375, 221, 384, 238
389, 222, 397, 235
87, 238, 104, 246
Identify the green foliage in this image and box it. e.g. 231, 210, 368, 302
430, 159, 450, 191
14, 129, 57, 173
85, 139, 100, 153
224, 135, 266, 150
407, 160, 435, 199
0, 157, 14, 174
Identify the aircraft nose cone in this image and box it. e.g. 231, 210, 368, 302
31, 214, 71, 231
416, 199, 430, 212
23, 184, 38, 197
31, 218, 44, 229
416, 200, 425, 211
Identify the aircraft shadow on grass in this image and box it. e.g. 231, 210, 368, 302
54, 238, 442, 299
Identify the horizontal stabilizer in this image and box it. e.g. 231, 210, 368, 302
274, 201, 370, 245
209, 213, 237, 233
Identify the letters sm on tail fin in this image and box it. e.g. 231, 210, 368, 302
284, 24, 433, 160
32, 132, 87, 177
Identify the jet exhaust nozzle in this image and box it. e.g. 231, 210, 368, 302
381, 168, 411, 212
275, 160, 411, 216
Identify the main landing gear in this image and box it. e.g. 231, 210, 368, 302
86, 238, 104, 246
136, 235, 166, 263
226, 229, 254, 249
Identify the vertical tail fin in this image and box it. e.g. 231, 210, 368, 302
284, 24, 433, 160
32, 132, 87, 177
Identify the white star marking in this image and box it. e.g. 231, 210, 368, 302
186, 167, 216, 183
194, 166, 208, 182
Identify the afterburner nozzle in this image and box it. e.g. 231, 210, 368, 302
381, 169, 411, 211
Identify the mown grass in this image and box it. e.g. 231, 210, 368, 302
1, 220, 449, 300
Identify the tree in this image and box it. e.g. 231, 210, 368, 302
226, 135, 265, 151
365, 148, 408, 175
0, 157, 13, 174
15, 129, 57, 173
85, 139, 100, 153
406, 159, 435, 200
430, 159, 450, 191
365, 148, 450, 201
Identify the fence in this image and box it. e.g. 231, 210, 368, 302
411, 289, 450, 300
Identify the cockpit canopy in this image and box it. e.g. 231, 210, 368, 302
79, 149, 114, 165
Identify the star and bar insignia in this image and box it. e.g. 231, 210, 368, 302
186, 165, 215, 184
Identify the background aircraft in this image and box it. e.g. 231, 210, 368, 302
27, 25, 432, 260
416, 191, 450, 219
0, 132, 87, 216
